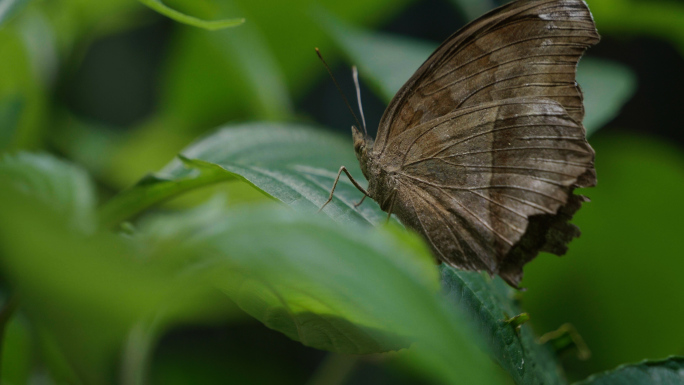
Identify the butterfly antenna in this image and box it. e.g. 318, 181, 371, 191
352, 66, 368, 136
315, 48, 364, 131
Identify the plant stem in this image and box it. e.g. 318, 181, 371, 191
306, 353, 359, 385
120, 319, 158, 385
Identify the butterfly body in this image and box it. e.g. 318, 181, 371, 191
343, 0, 599, 287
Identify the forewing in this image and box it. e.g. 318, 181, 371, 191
386, 99, 595, 286
374, 0, 599, 154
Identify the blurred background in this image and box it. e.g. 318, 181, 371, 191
1, 0, 683, 383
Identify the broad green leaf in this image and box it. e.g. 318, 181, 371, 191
0, 155, 232, 384
0, 0, 32, 26
138, 0, 244, 30
137, 200, 508, 385
323, 15, 636, 134
0, 152, 96, 232
574, 357, 684, 385
101, 122, 388, 227
442, 267, 566, 385
107, 123, 559, 383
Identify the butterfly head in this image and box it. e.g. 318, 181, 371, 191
352, 125, 374, 179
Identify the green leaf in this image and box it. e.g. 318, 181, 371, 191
590, 0, 684, 56
520, 134, 684, 378
446, 0, 497, 22
137, 200, 508, 384
574, 357, 684, 385
101, 123, 388, 227
322, 14, 636, 135
0, 155, 231, 384
0, 95, 23, 150
576, 58, 636, 135
0, 313, 32, 385
442, 267, 567, 385
99, 156, 234, 228
0, 152, 97, 232
138, 0, 244, 30
0, 0, 32, 26
108, 123, 560, 383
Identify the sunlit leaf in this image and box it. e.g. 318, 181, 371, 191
574, 357, 684, 385
138, 0, 244, 30
137, 200, 507, 384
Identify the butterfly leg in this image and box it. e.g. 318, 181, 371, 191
318, 166, 370, 212
353, 196, 367, 208
384, 190, 397, 224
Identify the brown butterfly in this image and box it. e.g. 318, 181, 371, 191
321, 0, 599, 287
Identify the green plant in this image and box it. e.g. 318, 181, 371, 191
0, 0, 682, 384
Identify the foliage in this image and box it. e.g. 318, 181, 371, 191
0, 0, 682, 384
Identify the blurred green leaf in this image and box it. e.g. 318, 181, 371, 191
0, 26, 48, 150
100, 156, 234, 228
0, 152, 96, 232
590, 0, 684, 55
574, 357, 684, 385
0, 314, 31, 385
323, 14, 635, 135
521, 134, 684, 380
576, 59, 636, 135
137, 200, 507, 384
0, 0, 31, 27
95, 0, 415, 190
101, 122, 388, 228
138, 0, 244, 30
0, 154, 230, 384
446, 0, 497, 21
321, 13, 432, 104
158, 1, 293, 122
157, 0, 413, 127
0, 96, 22, 150
442, 267, 566, 385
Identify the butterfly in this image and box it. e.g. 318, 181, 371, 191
321, 0, 599, 287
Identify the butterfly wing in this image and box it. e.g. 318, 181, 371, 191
383, 99, 594, 286
373, 0, 600, 155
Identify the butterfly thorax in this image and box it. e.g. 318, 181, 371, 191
352, 126, 399, 211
